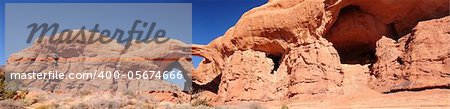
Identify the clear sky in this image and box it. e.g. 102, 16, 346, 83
0, 0, 267, 66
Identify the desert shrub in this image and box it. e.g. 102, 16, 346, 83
247, 102, 264, 109
21, 97, 38, 106
14, 91, 28, 100
0, 75, 27, 100
281, 105, 289, 109
2, 89, 16, 99
77, 91, 91, 96
141, 104, 156, 109
157, 102, 213, 109
191, 98, 210, 107
0, 71, 7, 100
70, 103, 90, 109
34, 103, 59, 109
0, 99, 26, 109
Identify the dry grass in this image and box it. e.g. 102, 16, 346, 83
191, 98, 211, 107
0, 90, 273, 109
0, 99, 25, 109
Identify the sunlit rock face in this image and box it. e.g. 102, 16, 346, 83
4, 30, 193, 102
4, 0, 450, 105
190, 0, 449, 103
370, 16, 450, 93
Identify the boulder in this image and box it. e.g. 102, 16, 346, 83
218, 50, 288, 102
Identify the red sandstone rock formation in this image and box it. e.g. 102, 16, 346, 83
4, 30, 192, 102
370, 16, 450, 93
326, 0, 449, 63
190, 0, 449, 104
2, 0, 450, 107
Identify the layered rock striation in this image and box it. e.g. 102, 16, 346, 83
190, 0, 449, 103
3, 0, 450, 105
4, 30, 192, 102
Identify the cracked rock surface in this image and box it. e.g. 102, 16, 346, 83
2, 0, 450, 107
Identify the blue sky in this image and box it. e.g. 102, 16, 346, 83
0, 0, 267, 66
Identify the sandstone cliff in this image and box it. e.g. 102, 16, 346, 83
1, 0, 450, 108
190, 0, 449, 105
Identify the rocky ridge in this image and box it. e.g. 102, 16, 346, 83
3, 30, 192, 102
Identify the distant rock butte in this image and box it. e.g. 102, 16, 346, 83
4, 0, 450, 106
5, 30, 192, 102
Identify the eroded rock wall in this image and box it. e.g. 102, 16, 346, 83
370, 16, 450, 92
3, 0, 450, 105
218, 50, 287, 102
191, 0, 450, 103
325, 0, 449, 63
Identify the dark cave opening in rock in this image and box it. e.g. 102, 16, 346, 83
387, 23, 401, 40
189, 53, 221, 94
191, 74, 221, 94
325, 5, 381, 64
267, 55, 282, 74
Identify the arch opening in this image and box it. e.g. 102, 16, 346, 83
325, 5, 386, 64
163, 61, 192, 92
